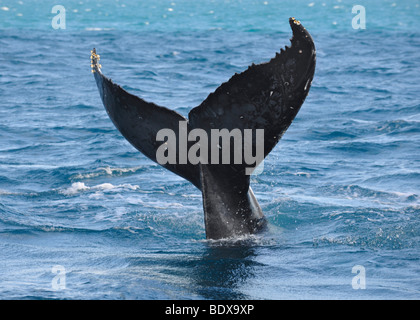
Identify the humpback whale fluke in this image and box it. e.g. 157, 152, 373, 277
91, 18, 316, 240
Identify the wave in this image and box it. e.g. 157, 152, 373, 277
312, 219, 420, 250
84, 27, 114, 31
60, 182, 140, 196
263, 197, 420, 250
317, 184, 419, 204
375, 119, 420, 135
72, 166, 145, 180
194, 232, 278, 247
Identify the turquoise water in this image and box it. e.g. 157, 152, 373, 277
0, 0, 419, 299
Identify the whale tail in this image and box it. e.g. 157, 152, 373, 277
92, 18, 316, 239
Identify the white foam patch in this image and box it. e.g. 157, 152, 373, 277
0, 189, 14, 195
61, 182, 140, 195
194, 233, 277, 247
62, 182, 89, 195
74, 166, 142, 179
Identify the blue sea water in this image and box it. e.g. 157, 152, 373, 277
0, 0, 419, 299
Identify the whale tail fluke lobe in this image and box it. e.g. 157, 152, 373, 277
91, 49, 201, 189
92, 18, 316, 239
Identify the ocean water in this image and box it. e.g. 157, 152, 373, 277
0, 0, 419, 300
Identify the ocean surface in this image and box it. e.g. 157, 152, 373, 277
0, 0, 419, 299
